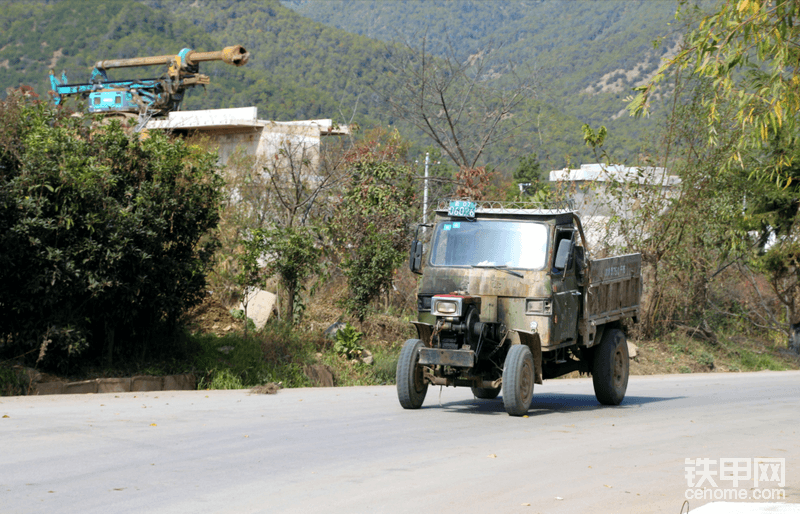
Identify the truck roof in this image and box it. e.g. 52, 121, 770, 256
434, 199, 576, 224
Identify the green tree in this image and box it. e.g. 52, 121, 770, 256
511, 153, 548, 196
0, 91, 223, 369
741, 132, 800, 351
586, 69, 750, 338
630, 0, 800, 181
239, 225, 321, 325
331, 129, 417, 322
629, 0, 800, 348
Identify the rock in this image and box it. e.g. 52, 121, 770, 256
303, 364, 335, 387
16, 366, 41, 385
240, 288, 278, 330
323, 321, 347, 340
360, 349, 374, 366
217, 345, 234, 355
627, 342, 638, 359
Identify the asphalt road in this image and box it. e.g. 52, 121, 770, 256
1, 371, 799, 514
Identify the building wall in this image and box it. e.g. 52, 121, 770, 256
147, 107, 345, 171
549, 164, 681, 252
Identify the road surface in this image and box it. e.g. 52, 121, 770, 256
1, 371, 798, 513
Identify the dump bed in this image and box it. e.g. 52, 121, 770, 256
584, 253, 642, 327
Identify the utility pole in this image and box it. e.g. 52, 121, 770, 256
423, 152, 430, 229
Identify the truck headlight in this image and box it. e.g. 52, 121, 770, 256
431, 296, 464, 317
434, 300, 457, 315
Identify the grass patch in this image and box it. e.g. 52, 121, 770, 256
190, 321, 318, 389
321, 341, 399, 386
188, 318, 401, 390
0, 363, 25, 396
198, 368, 245, 390
736, 348, 787, 371
632, 322, 798, 376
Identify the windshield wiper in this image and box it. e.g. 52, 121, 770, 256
471, 264, 524, 278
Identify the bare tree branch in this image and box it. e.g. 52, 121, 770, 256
380, 33, 538, 171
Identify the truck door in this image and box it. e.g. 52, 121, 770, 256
551, 227, 580, 344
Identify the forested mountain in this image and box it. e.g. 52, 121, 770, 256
1, 0, 685, 172
282, 0, 685, 164
0, 0, 390, 124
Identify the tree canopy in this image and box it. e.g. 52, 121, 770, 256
630, 0, 800, 182
0, 92, 223, 369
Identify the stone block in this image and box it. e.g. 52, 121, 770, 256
62, 380, 98, 395
163, 374, 196, 391
131, 376, 163, 392
240, 288, 278, 330
33, 381, 65, 395
97, 378, 131, 393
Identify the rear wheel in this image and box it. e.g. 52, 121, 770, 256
502, 344, 534, 416
396, 339, 428, 409
592, 328, 629, 405
471, 386, 500, 400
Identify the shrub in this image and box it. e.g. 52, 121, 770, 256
334, 323, 365, 359
0, 92, 223, 370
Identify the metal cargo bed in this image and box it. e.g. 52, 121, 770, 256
582, 253, 642, 337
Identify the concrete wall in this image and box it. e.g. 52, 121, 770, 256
549, 164, 681, 252
147, 107, 347, 170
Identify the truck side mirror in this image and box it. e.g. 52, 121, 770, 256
410, 240, 423, 274
554, 239, 573, 271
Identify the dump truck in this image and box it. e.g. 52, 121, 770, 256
398, 199, 642, 416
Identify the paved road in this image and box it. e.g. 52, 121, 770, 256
1, 371, 798, 513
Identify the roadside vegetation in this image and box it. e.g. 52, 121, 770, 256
2, 0, 800, 396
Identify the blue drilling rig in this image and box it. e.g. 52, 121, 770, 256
49, 45, 249, 130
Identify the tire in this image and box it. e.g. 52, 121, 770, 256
471, 386, 501, 400
396, 339, 428, 409
502, 344, 535, 416
592, 328, 629, 405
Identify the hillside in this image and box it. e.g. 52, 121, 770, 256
1, 0, 685, 172
0, 0, 377, 123
283, 0, 684, 164
281, 1, 682, 119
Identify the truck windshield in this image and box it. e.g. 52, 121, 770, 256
429, 219, 548, 270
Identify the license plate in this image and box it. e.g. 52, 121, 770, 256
448, 200, 476, 218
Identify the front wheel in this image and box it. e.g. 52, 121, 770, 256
502, 344, 534, 416
396, 339, 428, 409
592, 328, 629, 405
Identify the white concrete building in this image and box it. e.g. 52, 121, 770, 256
146, 107, 348, 168
549, 163, 681, 252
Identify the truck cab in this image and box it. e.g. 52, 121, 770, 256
398, 199, 641, 416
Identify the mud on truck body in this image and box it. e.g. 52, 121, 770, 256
397, 199, 642, 416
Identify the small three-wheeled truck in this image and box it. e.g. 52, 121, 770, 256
398, 199, 641, 416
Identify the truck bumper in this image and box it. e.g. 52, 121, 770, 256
418, 348, 475, 368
